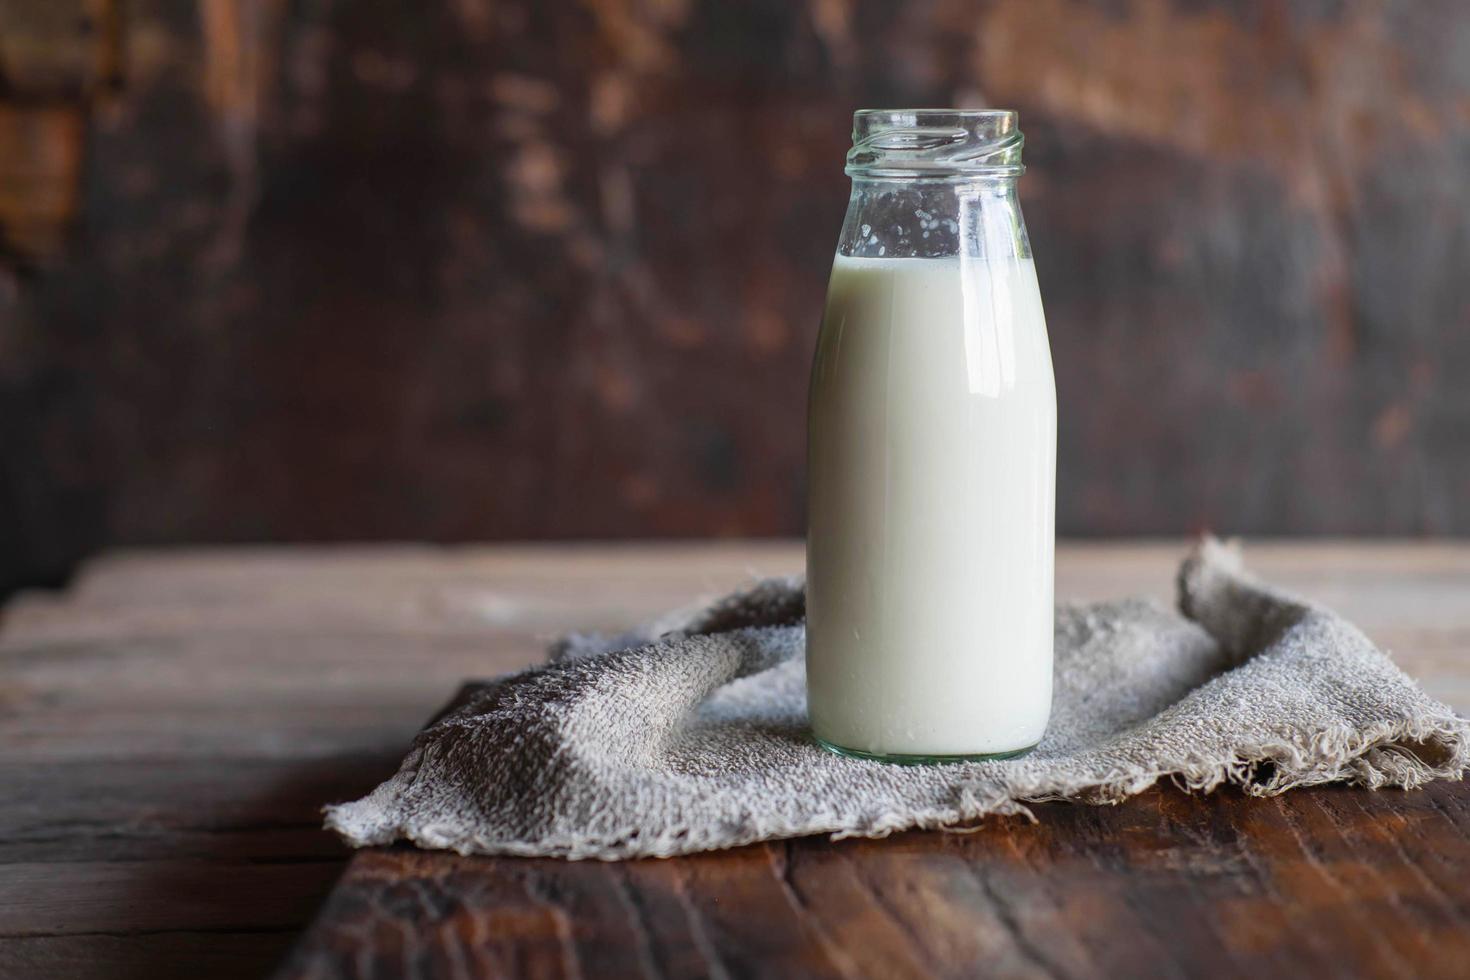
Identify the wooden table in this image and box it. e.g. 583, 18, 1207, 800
2, 541, 1468, 979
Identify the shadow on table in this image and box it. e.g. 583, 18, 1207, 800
104, 748, 404, 980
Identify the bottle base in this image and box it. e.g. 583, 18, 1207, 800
813, 734, 1039, 765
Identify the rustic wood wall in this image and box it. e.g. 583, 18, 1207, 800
2, 0, 1468, 594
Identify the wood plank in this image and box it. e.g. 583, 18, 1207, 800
5, 0, 1470, 604
0, 756, 388, 864
0, 933, 296, 980
277, 783, 1470, 980
0, 861, 343, 936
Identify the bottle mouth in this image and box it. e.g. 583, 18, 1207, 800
846, 109, 1024, 179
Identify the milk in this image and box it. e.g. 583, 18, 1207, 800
806, 254, 1056, 758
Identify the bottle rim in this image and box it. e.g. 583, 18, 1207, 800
847, 109, 1025, 179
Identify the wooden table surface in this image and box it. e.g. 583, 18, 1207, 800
2, 541, 1469, 979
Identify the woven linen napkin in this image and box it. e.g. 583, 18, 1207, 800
326, 539, 1469, 860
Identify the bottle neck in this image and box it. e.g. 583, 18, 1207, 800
847, 109, 1025, 179
836, 176, 1031, 261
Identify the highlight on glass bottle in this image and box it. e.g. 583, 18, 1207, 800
805, 109, 1057, 763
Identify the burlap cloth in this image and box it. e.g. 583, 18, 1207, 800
326, 539, 1468, 859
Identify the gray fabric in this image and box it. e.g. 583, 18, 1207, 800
326, 539, 1469, 860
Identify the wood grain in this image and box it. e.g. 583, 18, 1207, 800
276, 783, 1470, 980
2, 541, 1468, 979
5, 0, 1470, 597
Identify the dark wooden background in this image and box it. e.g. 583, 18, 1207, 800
3, 0, 1468, 596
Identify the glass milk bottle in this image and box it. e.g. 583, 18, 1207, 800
806, 109, 1056, 762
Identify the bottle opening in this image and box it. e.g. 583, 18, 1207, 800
847, 109, 1024, 179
